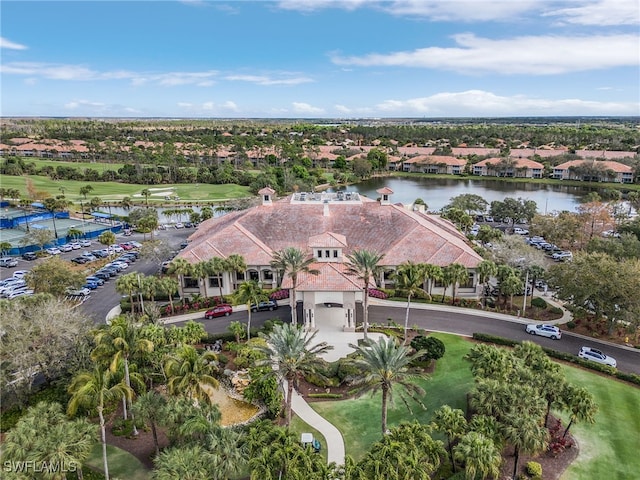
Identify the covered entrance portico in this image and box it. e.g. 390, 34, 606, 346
299, 290, 360, 332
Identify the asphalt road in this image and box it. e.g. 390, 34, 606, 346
3, 229, 639, 375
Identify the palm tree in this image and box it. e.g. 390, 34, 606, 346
348, 336, 428, 435
444, 263, 469, 305
206, 256, 227, 300
501, 413, 549, 480
115, 272, 141, 314
92, 316, 153, 431
422, 263, 443, 297
153, 445, 216, 480
476, 260, 498, 307
561, 384, 598, 439
140, 188, 151, 206
3, 401, 97, 480
431, 405, 468, 472
157, 277, 179, 313
164, 345, 219, 405
68, 367, 132, 480
454, 431, 502, 480
393, 261, 428, 344
167, 258, 193, 304
225, 253, 247, 291
132, 390, 167, 457
43, 196, 70, 239
236, 280, 267, 340
120, 195, 132, 210
256, 323, 333, 426
270, 247, 319, 327
345, 249, 384, 340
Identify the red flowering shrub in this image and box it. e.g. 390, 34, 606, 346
269, 289, 290, 300
367, 288, 389, 299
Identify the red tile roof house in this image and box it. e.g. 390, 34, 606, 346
472, 157, 544, 179
401, 155, 467, 174
176, 187, 483, 332
552, 160, 634, 183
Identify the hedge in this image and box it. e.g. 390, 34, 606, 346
472, 333, 640, 387
307, 393, 343, 399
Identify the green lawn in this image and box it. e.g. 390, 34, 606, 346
558, 366, 640, 480
290, 416, 329, 463
0, 174, 251, 203
311, 333, 474, 460
21, 158, 126, 171
310, 334, 640, 480
86, 444, 150, 480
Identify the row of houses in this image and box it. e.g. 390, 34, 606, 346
1, 139, 636, 183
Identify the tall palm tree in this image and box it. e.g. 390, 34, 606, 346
444, 263, 469, 305
132, 390, 167, 457
68, 367, 132, 480
345, 249, 384, 340
476, 260, 498, 306
140, 188, 151, 206
115, 272, 141, 314
167, 258, 193, 304
270, 247, 319, 327
191, 261, 209, 298
206, 256, 227, 300
422, 263, 443, 298
501, 413, 549, 480
92, 316, 153, 431
347, 336, 428, 435
153, 445, 216, 480
225, 253, 247, 291
157, 277, 179, 313
393, 261, 428, 344
164, 345, 219, 405
236, 280, 267, 340
454, 431, 502, 480
431, 405, 468, 472
256, 323, 333, 426
561, 384, 598, 439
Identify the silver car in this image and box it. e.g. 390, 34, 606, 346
578, 346, 617, 368
526, 324, 562, 340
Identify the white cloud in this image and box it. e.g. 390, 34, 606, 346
276, 0, 368, 12
292, 102, 325, 114
222, 101, 239, 111
335, 104, 352, 113
372, 90, 640, 116
331, 33, 639, 74
131, 71, 218, 87
1, 37, 28, 50
225, 74, 313, 86
543, 0, 640, 26
381, 0, 539, 21
64, 100, 106, 110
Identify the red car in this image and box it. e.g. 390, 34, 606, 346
204, 304, 232, 319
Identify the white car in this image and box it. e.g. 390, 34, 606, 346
174, 222, 185, 229
578, 346, 617, 368
7, 289, 33, 300
12, 270, 30, 279
69, 242, 82, 250
513, 227, 529, 235
60, 244, 73, 252
46, 247, 62, 255
80, 240, 92, 247
552, 251, 573, 261
109, 244, 124, 253
66, 286, 91, 297
526, 324, 562, 340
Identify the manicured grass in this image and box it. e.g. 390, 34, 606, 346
557, 367, 640, 480
86, 443, 150, 480
22, 157, 125, 171
0, 174, 251, 203
311, 333, 474, 460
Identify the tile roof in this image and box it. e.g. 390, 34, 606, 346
308, 232, 348, 248
554, 159, 633, 173
282, 262, 363, 292
178, 194, 483, 269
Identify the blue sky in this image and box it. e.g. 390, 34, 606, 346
1, 0, 639, 118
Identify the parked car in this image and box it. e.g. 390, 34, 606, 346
204, 304, 233, 319
525, 324, 562, 340
65, 286, 91, 297
93, 271, 111, 281
71, 256, 90, 264
0, 257, 19, 268
83, 281, 99, 290
12, 270, 30, 279
7, 289, 33, 300
69, 242, 82, 250
80, 240, 92, 247
46, 247, 62, 255
513, 227, 529, 235
174, 222, 184, 229
158, 224, 167, 230
184, 222, 194, 228
552, 251, 573, 261
578, 346, 617, 367
86, 276, 105, 286
250, 300, 279, 312
109, 244, 124, 253
22, 252, 38, 261
59, 244, 73, 252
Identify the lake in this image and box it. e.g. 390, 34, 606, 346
328, 177, 598, 213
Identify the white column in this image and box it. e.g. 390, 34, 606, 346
310, 309, 315, 330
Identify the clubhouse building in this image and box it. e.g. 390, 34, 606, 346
176, 187, 483, 331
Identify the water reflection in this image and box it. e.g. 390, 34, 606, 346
328, 177, 598, 213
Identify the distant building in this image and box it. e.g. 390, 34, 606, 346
552, 160, 634, 183
472, 157, 544, 178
